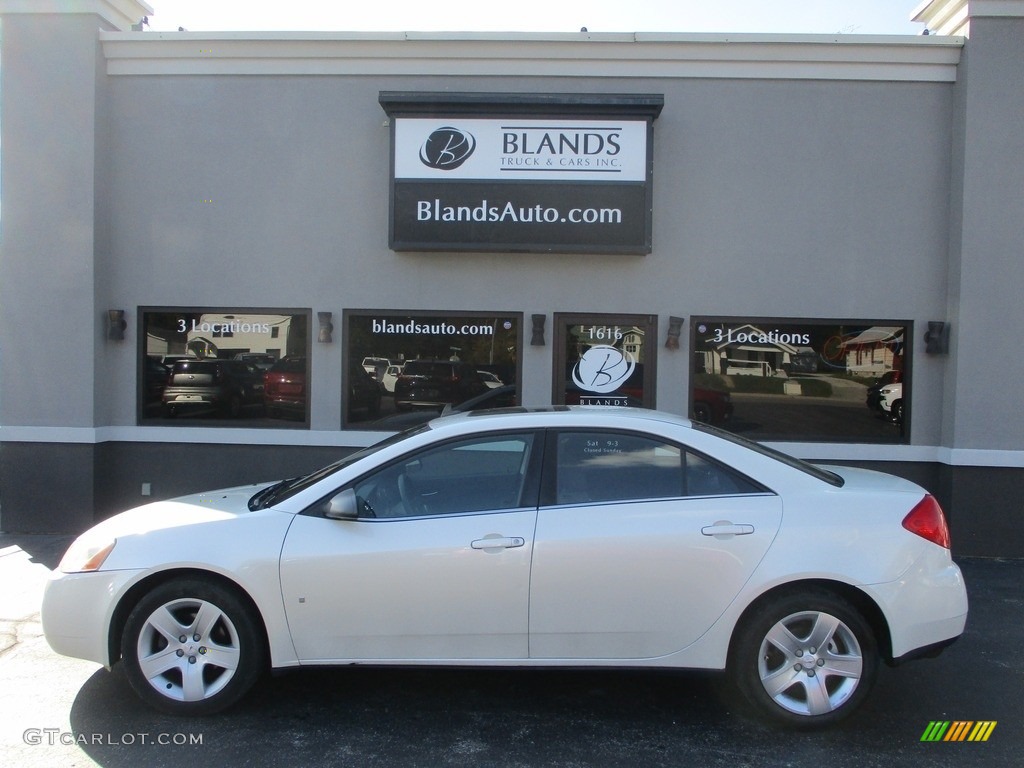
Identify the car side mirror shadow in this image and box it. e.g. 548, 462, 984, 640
323, 488, 359, 520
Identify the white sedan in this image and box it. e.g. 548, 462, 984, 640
42, 408, 967, 726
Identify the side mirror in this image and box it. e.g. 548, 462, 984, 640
323, 488, 359, 520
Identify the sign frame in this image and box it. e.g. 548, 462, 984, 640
380, 92, 664, 255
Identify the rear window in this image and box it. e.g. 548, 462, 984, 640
169, 361, 219, 385
692, 422, 845, 487
402, 362, 451, 378
270, 358, 305, 373
170, 361, 220, 379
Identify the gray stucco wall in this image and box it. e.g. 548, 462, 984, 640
88, 74, 955, 439
949, 18, 1024, 450
0, 14, 113, 428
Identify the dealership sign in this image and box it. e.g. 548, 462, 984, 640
380, 93, 664, 254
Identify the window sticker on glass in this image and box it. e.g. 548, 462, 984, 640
690, 318, 910, 443
139, 308, 310, 428
345, 311, 521, 430
556, 315, 657, 409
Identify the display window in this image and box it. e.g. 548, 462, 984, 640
139, 308, 310, 427
344, 311, 522, 429
553, 314, 657, 408
690, 318, 910, 442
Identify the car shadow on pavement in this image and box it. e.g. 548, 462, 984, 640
0, 534, 75, 571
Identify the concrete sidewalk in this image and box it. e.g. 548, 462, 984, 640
0, 535, 74, 654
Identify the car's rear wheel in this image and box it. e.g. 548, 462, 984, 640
729, 589, 878, 727
121, 578, 265, 715
892, 400, 904, 424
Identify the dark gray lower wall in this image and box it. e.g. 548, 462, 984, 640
0, 443, 96, 534
1, 441, 350, 533
1, 441, 1020, 557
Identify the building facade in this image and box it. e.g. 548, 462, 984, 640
1, 0, 1022, 556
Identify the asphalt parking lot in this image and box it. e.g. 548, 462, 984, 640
1, 534, 1020, 768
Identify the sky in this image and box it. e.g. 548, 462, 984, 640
142, 1, 929, 36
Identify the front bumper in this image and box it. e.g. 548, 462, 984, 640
42, 567, 144, 668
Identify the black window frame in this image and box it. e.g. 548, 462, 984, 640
137, 306, 311, 428
553, 312, 658, 409
690, 316, 912, 444
343, 309, 524, 430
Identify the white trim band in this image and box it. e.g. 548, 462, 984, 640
4, 425, 1024, 468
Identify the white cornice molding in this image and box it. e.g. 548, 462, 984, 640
913, 1, 970, 35
0, 0, 152, 30
913, 0, 1024, 37
98, 31, 964, 82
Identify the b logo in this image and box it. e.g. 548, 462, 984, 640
420, 127, 476, 170
572, 345, 635, 394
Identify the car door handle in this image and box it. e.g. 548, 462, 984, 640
471, 536, 525, 550
701, 522, 755, 538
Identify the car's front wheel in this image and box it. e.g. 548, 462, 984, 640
121, 578, 265, 715
728, 589, 878, 727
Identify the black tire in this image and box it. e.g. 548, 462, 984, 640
892, 400, 904, 425
692, 402, 712, 423
224, 394, 243, 418
728, 589, 878, 728
121, 578, 266, 716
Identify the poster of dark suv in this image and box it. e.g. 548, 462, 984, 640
345, 311, 521, 429
690, 318, 910, 443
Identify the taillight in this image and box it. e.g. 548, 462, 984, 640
902, 494, 951, 549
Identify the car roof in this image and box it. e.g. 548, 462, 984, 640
424, 405, 692, 433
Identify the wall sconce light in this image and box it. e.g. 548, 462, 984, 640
665, 316, 684, 349
924, 321, 950, 355
530, 314, 546, 346
317, 312, 334, 344
107, 309, 127, 341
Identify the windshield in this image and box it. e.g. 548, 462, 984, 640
692, 422, 845, 487
248, 424, 431, 509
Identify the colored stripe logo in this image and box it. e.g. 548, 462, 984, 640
921, 721, 997, 742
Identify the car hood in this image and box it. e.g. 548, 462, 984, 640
81, 482, 275, 540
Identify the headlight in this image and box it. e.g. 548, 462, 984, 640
58, 537, 116, 573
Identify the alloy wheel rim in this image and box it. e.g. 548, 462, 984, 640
757, 609, 863, 716
136, 597, 241, 702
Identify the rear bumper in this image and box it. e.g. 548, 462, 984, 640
869, 548, 969, 660
890, 635, 960, 665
